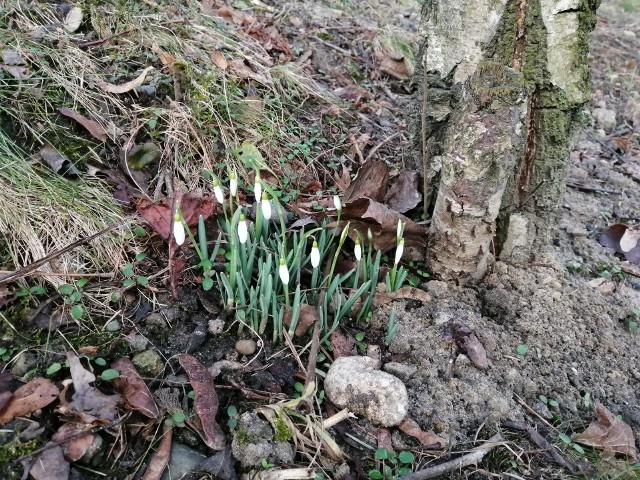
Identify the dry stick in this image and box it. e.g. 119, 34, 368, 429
80, 19, 186, 48
401, 433, 504, 480
566, 182, 622, 195
0, 221, 124, 284
421, 53, 430, 219
0, 270, 114, 279
363, 131, 402, 162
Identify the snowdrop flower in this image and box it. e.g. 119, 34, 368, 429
333, 195, 342, 212
237, 213, 248, 244
254, 171, 262, 203
212, 176, 224, 204
367, 228, 373, 244
310, 241, 320, 268
261, 193, 272, 220
278, 258, 289, 285
229, 170, 238, 197
396, 219, 404, 242
394, 238, 404, 265
354, 238, 362, 262
173, 211, 185, 246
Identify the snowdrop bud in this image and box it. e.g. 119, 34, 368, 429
254, 172, 262, 203
310, 241, 320, 268
354, 238, 362, 262
229, 171, 238, 197
278, 258, 289, 285
394, 238, 404, 265
367, 228, 373, 244
333, 195, 342, 212
261, 193, 272, 220
397, 220, 403, 241
173, 212, 185, 246
212, 177, 224, 204
237, 214, 248, 244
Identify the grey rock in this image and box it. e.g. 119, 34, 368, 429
235, 339, 256, 356
105, 320, 121, 332
124, 333, 148, 352
132, 350, 164, 377
592, 108, 616, 132
144, 313, 166, 327
10, 351, 38, 377
324, 356, 408, 427
161, 442, 206, 480
231, 413, 294, 468
383, 362, 417, 382
208, 318, 225, 335
198, 448, 236, 480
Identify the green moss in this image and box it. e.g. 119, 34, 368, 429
273, 416, 293, 442
0, 437, 38, 463
234, 428, 255, 445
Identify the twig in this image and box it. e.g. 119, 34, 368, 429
363, 132, 402, 162
566, 182, 622, 195
312, 36, 355, 58
585, 131, 625, 164
514, 393, 559, 434
400, 433, 504, 480
80, 19, 186, 48
0, 270, 114, 279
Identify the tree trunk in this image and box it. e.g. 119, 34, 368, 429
413, 0, 600, 284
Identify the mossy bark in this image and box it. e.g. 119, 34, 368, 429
412, 0, 600, 283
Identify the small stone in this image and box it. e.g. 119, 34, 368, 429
124, 333, 148, 352
105, 320, 121, 332
592, 107, 616, 133
208, 318, 225, 335
235, 339, 257, 356
231, 412, 294, 468
161, 442, 207, 480
383, 362, 417, 382
10, 351, 38, 377
132, 350, 164, 377
597, 281, 616, 296
325, 356, 408, 427
144, 313, 166, 327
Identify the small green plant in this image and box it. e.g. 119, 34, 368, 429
355, 332, 366, 352
597, 262, 624, 281
385, 309, 398, 346
58, 279, 88, 320
164, 411, 187, 428
121, 252, 150, 289
558, 432, 585, 456
0, 346, 15, 363
15, 284, 47, 298
368, 448, 415, 479
516, 344, 528, 359
260, 458, 275, 469
227, 405, 239, 430
628, 308, 639, 334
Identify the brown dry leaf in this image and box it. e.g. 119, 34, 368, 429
29, 443, 70, 480
374, 287, 432, 307
598, 224, 640, 264
96, 66, 154, 94
620, 226, 640, 253
142, 424, 173, 480
373, 37, 414, 80
247, 24, 291, 56
344, 159, 389, 203
228, 58, 269, 85
283, 304, 319, 337
383, 171, 422, 213
211, 50, 228, 71
329, 330, 355, 359
342, 197, 427, 255
59, 107, 106, 141
52, 423, 96, 461
334, 163, 352, 192
399, 417, 446, 447
0, 377, 59, 425
66, 352, 120, 422
445, 319, 489, 370
217, 5, 248, 25
112, 357, 160, 418
178, 354, 225, 450
151, 44, 178, 73
1, 64, 32, 78
599, 224, 627, 252
574, 403, 638, 461
0, 372, 12, 412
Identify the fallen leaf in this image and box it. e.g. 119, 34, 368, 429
211, 50, 228, 71
1, 64, 32, 78
29, 443, 70, 480
64, 7, 83, 32
126, 142, 161, 170
52, 423, 96, 461
599, 224, 627, 253
398, 417, 446, 447
228, 58, 269, 85
141, 424, 173, 480
344, 159, 389, 203
373, 36, 414, 80
341, 197, 427, 255
620, 226, 640, 253
178, 354, 225, 450
329, 330, 355, 359
59, 107, 106, 141
445, 320, 489, 370
66, 352, 120, 422
96, 66, 154, 94
376, 428, 393, 451
283, 303, 319, 337
217, 5, 248, 25
598, 224, 640, 264
0, 377, 59, 425
38, 144, 81, 175
1, 49, 23, 65
112, 357, 160, 418
334, 163, 352, 192
383, 171, 422, 213
574, 403, 637, 461
0, 372, 12, 411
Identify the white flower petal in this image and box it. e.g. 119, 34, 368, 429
173, 220, 185, 246
333, 195, 342, 212
261, 197, 272, 220
311, 243, 320, 268
214, 186, 224, 204
279, 260, 289, 285
229, 177, 238, 197
354, 242, 362, 262
254, 179, 262, 203
397, 220, 403, 241
394, 239, 404, 265
238, 219, 248, 244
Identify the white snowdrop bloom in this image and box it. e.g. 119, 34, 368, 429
213, 179, 224, 204
333, 195, 342, 212
397, 219, 404, 241
278, 258, 289, 285
310, 241, 320, 268
237, 214, 248, 244
254, 172, 262, 203
354, 239, 362, 262
261, 193, 272, 220
229, 171, 238, 197
395, 238, 404, 265
173, 212, 185, 246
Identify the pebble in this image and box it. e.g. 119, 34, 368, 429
132, 349, 165, 377
235, 339, 257, 356
208, 318, 225, 335
383, 362, 417, 382
105, 320, 122, 332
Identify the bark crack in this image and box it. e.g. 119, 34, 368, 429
516, 89, 539, 204
512, 0, 528, 71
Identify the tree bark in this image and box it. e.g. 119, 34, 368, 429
413, 0, 600, 283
